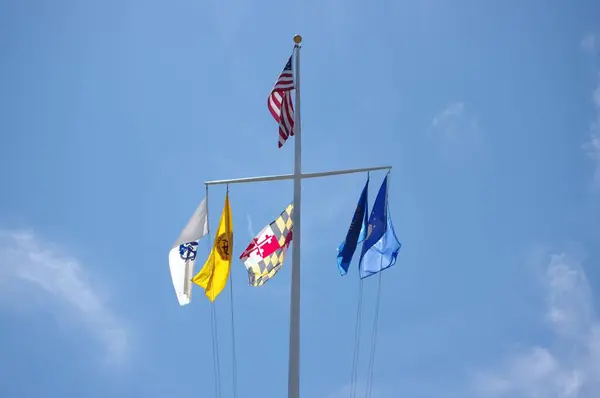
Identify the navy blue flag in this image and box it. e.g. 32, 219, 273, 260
358, 175, 401, 279
336, 178, 369, 275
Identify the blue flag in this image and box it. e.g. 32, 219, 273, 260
358, 175, 401, 279
336, 178, 369, 275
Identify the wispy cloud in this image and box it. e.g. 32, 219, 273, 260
581, 34, 598, 56
581, 35, 600, 188
430, 101, 481, 159
209, 0, 251, 47
582, 79, 600, 187
326, 380, 394, 398
320, 0, 357, 52
471, 250, 600, 398
432, 102, 467, 129
0, 229, 129, 365
246, 213, 256, 239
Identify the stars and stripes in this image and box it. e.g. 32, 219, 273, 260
268, 55, 295, 148
240, 203, 294, 286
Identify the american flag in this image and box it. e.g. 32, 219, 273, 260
267, 55, 295, 148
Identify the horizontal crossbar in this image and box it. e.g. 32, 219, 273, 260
204, 165, 391, 186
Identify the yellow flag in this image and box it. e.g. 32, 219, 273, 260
192, 192, 233, 302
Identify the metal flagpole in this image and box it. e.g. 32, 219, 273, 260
201, 35, 393, 398
288, 34, 302, 398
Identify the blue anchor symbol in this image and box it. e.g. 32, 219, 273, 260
179, 242, 198, 261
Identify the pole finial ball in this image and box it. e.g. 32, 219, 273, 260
293, 34, 302, 44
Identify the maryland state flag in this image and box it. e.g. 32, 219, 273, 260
240, 203, 293, 286
193, 192, 233, 302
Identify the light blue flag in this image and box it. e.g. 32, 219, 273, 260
358, 175, 401, 279
336, 178, 369, 275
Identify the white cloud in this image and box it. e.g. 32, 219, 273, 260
430, 101, 481, 158
0, 229, 129, 364
471, 251, 600, 398
581, 34, 598, 56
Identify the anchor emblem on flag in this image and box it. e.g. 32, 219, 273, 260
179, 241, 198, 261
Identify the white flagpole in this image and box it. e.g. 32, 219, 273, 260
288, 34, 302, 398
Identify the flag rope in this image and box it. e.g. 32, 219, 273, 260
227, 185, 240, 398
210, 303, 223, 398
225, 184, 238, 398
349, 278, 364, 398
204, 184, 238, 398
228, 272, 239, 398
205, 215, 223, 398
363, 173, 389, 398
350, 173, 368, 398
364, 272, 383, 398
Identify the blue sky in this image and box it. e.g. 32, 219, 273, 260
1, 1, 600, 397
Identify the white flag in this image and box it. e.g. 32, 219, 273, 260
169, 197, 209, 306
